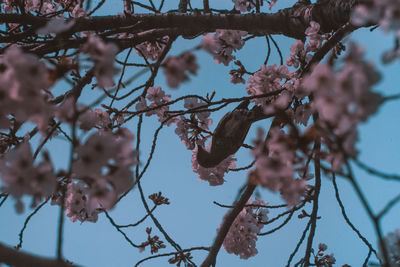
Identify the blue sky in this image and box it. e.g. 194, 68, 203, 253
1, 1, 400, 266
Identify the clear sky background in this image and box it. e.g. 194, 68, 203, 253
1, 0, 400, 266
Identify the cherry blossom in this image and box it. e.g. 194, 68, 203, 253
174, 98, 212, 150
250, 128, 307, 206
66, 129, 136, 222
136, 36, 169, 61
246, 64, 293, 109
81, 35, 119, 88
232, 0, 255, 13
146, 86, 171, 104
352, 0, 400, 36
305, 21, 323, 52
70, 4, 87, 18
202, 30, 247, 66
286, 22, 324, 70
382, 228, 400, 265
63, 181, 99, 223
3, 0, 58, 14
0, 142, 56, 212
135, 86, 177, 126
309, 243, 336, 266
222, 199, 268, 259
78, 108, 112, 130
191, 146, 236, 186
0, 45, 54, 134
162, 52, 198, 88
286, 40, 306, 68
301, 43, 382, 170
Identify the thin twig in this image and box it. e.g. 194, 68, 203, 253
332, 172, 378, 258
16, 198, 50, 250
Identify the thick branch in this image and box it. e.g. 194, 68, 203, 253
0, 0, 361, 56
0, 243, 78, 267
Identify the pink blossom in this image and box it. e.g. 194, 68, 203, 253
221, 199, 268, 259
246, 64, 292, 109
300, 64, 335, 95
72, 129, 137, 180
162, 52, 198, 88
201, 30, 247, 66
314, 243, 336, 266
72, 132, 118, 178
250, 128, 307, 206
135, 97, 148, 112
305, 21, 323, 52
78, 108, 112, 130
138, 86, 177, 125
352, 0, 400, 36
184, 97, 202, 110
146, 86, 170, 104
71, 4, 87, 18
0, 142, 56, 212
174, 99, 212, 150
175, 117, 196, 150
286, 40, 305, 68
136, 36, 169, 61
301, 44, 382, 170
191, 146, 236, 186
81, 35, 119, 88
64, 181, 99, 223
232, 0, 255, 13
6, 0, 59, 14
61, 129, 137, 222
0, 46, 53, 135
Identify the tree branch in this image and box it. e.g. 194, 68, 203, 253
0, 243, 78, 267
200, 184, 256, 267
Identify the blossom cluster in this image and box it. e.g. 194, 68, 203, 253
222, 199, 268, 259
286, 21, 324, 69
137, 90, 226, 185
351, 0, 400, 64
300, 43, 382, 170
191, 146, 236, 186
162, 52, 199, 88
314, 243, 336, 267
136, 86, 176, 126
0, 40, 130, 218
232, 0, 278, 12
55, 129, 137, 222
202, 30, 247, 66
250, 128, 308, 206
352, 0, 400, 35
2, 0, 86, 17
56, 97, 115, 131
232, 0, 255, 13
246, 64, 295, 111
135, 36, 169, 61
81, 35, 119, 88
175, 97, 212, 150
0, 142, 56, 213
0, 46, 52, 133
